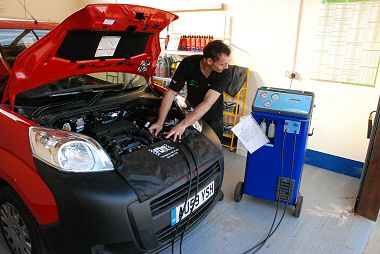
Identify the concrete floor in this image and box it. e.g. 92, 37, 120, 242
162, 150, 376, 254
0, 149, 378, 254
365, 214, 380, 254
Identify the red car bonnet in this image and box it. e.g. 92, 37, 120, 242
2, 4, 178, 109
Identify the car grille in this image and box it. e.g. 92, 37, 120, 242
150, 161, 220, 243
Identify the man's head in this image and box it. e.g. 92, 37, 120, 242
203, 40, 231, 73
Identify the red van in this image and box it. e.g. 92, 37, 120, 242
0, 4, 224, 254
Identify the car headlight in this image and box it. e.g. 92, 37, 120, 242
29, 127, 114, 172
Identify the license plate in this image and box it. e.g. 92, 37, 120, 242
171, 181, 215, 226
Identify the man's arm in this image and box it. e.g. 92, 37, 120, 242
166, 89, 221, 141
149, 89, 177, 136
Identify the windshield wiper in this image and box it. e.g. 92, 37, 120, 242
46, 87, 123, 97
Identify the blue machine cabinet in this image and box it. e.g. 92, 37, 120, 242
234, 87, 314, 217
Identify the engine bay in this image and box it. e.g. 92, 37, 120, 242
33, 100, 185, 161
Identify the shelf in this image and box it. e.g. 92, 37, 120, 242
223, 111, 237, 117
222, 144, 236, 151
223, 133, 233, 138
154, 76, 172, 82
161, 50, 203, 56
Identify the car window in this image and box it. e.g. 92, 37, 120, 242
0, 29, 50, 68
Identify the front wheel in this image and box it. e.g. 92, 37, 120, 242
234, 182, 244, 202
0, 186, 47, 254
218, 190, 224, 201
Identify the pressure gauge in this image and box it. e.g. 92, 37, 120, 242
271, 93, 280, 100
263, 101, 272, 107
260, 92, 268, 98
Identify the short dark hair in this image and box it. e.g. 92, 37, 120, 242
203, 40, 231, 61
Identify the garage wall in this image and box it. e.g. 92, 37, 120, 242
294, 0, 380, 163
0, 0, 80, 22
78, 0, 378, 167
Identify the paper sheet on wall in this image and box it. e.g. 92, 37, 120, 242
166, 33, 181, 51
232, 115, 269, 154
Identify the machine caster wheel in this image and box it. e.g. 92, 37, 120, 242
218, 190, 224, 201
234, 181, 244, 202
293, 195, 303, 218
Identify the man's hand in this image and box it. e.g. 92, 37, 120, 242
149, 89, 177, 137
166, 124, 187, 142
149, 122, 163, 137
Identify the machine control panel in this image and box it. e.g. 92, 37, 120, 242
253, 87, 314, 119
284, 120, 301, 134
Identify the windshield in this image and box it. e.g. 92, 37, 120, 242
0, 28, 50, 68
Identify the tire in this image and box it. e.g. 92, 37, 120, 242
234, 181, 244, 202
0, 186, 47, 254
293, 195, 303, 218
218, 190, 224, 201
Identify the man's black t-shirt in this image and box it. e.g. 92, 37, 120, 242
168, 55, 231, 121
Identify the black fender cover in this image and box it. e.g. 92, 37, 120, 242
116, 128, 222, 202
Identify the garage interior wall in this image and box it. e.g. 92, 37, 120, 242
4, 0, 379, 172
0, 0, 80, 22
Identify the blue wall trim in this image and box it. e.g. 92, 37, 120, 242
305, 149, 364, 178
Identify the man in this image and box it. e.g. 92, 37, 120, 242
149, 40, 231, 142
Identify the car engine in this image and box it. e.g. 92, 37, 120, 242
36, 101, 183, 161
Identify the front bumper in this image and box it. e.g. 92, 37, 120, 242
34, 156, 223, 254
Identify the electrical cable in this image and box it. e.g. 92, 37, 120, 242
241, 131, 286, 254
289, 73, 295, 89
179, 141, 200, 254
242, 131, 287, 254
171, 143, 193, 254
242, 128, 299, 254
251, 130, 298, 254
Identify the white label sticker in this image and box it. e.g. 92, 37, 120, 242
148, 144, 179, 159
103, 19, 115, 25
95, 36, 121, 57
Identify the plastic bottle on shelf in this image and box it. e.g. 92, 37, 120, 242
205, 35, 210, 46
182, 35, 187, 51
260, 119, 267, 134
186, 35, 191, 51
191, 35, 196, 51
200, 35, 206, 51
155, 59, 160, 76
195, 35, 200, 51
178, 36, 183, 50
268, 121, 276, 138
165, 34, 170, 49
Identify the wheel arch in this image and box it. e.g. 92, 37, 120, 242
0, 151, 59, 225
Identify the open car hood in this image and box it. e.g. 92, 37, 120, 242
2, 4, 178, 109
